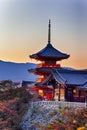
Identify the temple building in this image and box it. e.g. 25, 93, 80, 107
29, 20, 87, 102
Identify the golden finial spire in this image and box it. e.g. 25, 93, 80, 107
48, 19, 51, 43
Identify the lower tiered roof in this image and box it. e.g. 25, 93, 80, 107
52, 68, 87, 86
35, 68, 87, 89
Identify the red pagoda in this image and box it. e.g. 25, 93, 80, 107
29, 20, 70, 100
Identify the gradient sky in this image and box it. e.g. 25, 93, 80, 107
0, 0, 87, 69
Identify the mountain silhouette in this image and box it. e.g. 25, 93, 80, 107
0, 60, 37, 82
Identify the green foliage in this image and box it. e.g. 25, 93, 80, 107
0, 80, 13, 90
0, 88, 33, 102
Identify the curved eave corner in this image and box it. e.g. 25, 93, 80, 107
28, 68, 36, 73
52, 69, 67, 85
64, 54, 70, 59
29, 54, 37, 59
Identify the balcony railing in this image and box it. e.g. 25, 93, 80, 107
38, 63, 60, 68
32, 101, 87, 109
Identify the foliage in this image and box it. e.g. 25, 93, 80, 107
22, 104, 87, 130
45, 107, 87, 130
0, 88, 33, 102
0, 80, 19, 90
0, 87, 33, 130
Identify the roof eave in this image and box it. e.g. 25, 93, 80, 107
29, 54, 70, 61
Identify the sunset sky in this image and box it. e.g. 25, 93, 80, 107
0, 0, 87, 69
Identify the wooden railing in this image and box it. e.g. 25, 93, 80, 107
32, 101, 87, 108
38, 63, 60, 68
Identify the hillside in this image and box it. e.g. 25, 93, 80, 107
0, 60, 37, 82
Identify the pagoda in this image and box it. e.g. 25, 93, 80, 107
29, 20, 70, 100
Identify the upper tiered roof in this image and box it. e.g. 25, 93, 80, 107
30, 20, 70, 61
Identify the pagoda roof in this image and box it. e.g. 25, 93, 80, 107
28, 67, 52, 75
30, 43, 70, 61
